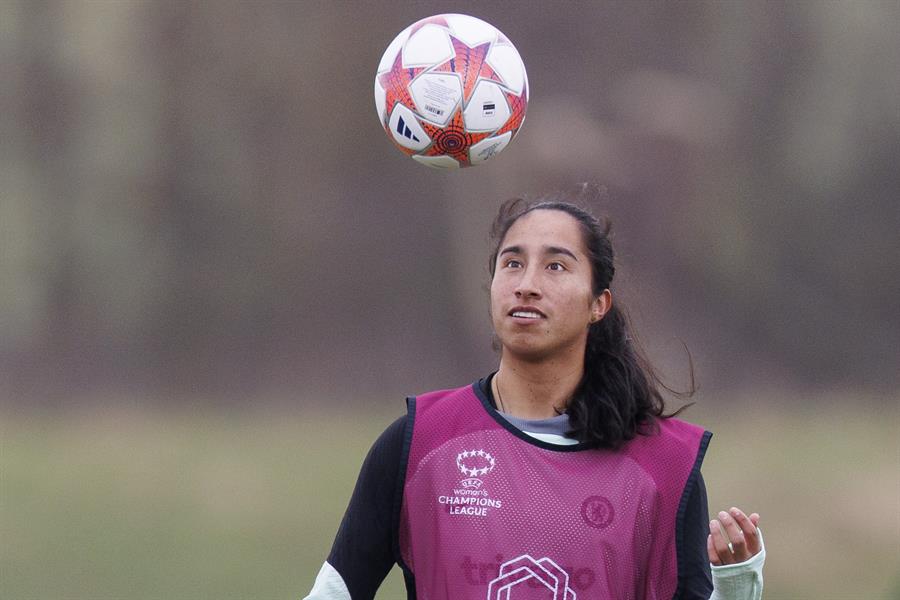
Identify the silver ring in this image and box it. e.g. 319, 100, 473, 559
727, 542, 735, 554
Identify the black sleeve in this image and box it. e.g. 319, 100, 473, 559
326, 416, 405, 600
678, 472, 714, 599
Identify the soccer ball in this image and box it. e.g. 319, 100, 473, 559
374, 14, 529, 169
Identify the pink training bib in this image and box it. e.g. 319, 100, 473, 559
398, 384, 709, 600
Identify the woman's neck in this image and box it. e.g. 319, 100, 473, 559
493, 355, 584, 420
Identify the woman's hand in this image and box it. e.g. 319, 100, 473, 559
707, 507, 762, 566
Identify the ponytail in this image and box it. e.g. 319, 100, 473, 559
567, 303, 693, 448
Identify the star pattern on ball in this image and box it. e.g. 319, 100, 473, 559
432, 38, 504, 105
496, 88, 528, 137
418, 107, 492, 166
377, 51, 428, 129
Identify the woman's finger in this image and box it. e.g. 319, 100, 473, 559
729, 507, 761, 556
709, 519, 735, 565
707, 533, 722, 566
717, 510, 750, 561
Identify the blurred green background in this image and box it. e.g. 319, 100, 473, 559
2, 0, 899, 598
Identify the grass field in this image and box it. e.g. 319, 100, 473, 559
2, 397, 898, 599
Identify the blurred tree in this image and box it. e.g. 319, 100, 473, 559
1, 0, 897, 406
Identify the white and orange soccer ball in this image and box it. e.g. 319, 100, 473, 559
374, 14, 529, 169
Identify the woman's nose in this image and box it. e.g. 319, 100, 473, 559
515, 269, 541, 298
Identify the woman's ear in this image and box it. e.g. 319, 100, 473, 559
590, 289, 613, 323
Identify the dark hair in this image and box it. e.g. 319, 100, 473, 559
488, 192, 694, 449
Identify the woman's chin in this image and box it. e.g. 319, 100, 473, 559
499, 340, 554, 363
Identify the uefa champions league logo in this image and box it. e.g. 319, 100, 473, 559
486, 555, 576, 600
439, 449, 502, 516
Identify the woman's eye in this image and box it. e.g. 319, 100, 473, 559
547, 262, 566, 271
505, 259, 522, 268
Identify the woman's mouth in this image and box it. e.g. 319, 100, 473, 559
508, 307, 546, 321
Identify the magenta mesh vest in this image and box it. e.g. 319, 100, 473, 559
397, 383, 710, 600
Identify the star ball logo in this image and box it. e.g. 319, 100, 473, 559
486, 555, 576, 600
456, 449, 496, 481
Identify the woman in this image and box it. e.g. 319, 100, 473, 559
305, 195, 765, 599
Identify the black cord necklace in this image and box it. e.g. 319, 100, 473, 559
494, 373, 506, 413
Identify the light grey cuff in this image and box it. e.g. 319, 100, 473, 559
303, 561, 351, 600
709, 529, 766, 600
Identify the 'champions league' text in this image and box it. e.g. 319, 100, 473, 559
438, 488, 502, 516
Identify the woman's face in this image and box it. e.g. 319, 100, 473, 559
490, 209, 602, 362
